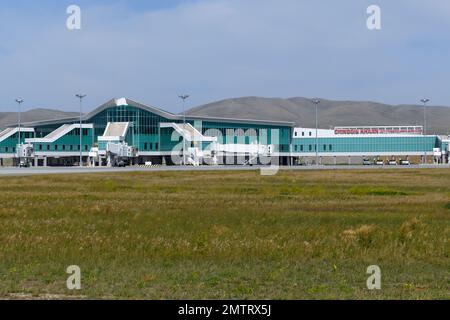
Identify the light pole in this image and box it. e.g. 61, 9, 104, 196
15, 98, 24, 167
178, 94, 190, 165
312, 99, 320, 166
76, 94, 86, 167
421, 98, 430, 164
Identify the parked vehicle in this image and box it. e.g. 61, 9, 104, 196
115, 160, 127, 167
375, 159, 384, 165
363, 158, 371, 165
387, 159, 397, 165
399, 159, 411, 166
19, 161, 29, 168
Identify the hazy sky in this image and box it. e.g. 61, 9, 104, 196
1, 0, 450, 113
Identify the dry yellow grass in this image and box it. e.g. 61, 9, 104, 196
0, 169, 448, 299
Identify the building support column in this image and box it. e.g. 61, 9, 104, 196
43, 156, 47, 167
348, 156, 351, 165
34, 156, 38, 167
334, 156, 337, 165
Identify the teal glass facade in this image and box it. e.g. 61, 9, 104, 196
199, 121, 291, 152
0, 131, 34, 154
292, 136, 440, 153
32, 102, 292, 154
88, 106, 162, 151
33, 128, 94, 153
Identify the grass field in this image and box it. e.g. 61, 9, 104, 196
0, 169, 448, 299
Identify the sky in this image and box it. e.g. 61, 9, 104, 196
1, 0, 450, 113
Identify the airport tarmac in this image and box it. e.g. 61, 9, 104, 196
0, 164, 448, 176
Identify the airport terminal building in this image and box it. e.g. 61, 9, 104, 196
0, 97, 449, 167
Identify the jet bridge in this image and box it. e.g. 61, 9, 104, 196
97, 122, 137, 167
160, 122, 217, 165
159, 123, 275, 166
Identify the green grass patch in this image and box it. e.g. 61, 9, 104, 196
0, 169, 448, 299
349, 186, 411, 196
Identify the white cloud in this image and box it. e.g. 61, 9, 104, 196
1, 0, 450, 111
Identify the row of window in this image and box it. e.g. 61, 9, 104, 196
294, 144, 333, 152
142, 142, 159, 151
292, 142, 436, 152
66, 128, 90, 136
293, 137, 438, 144
36, 144, 89, 151
33, 128, 90, 138
100, 107, 162, 135
10, 132, 33, 139
1, 147, 16, 153
294, 131, 313, 137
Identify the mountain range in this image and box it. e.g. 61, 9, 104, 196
0, 108, 78, 129
1, 97, 449, 135
186, 97, 450, 135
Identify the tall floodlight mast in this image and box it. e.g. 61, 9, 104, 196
15, 98, 24, 167
421, 98, 430, 164
178, 94, 190, 165
312, 99, 321, 166
76, 94, 87, 167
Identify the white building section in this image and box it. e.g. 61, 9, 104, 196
292, 126, 447, 164
26, 124, 93, 144
334, 126, 423, 135
293, 128, 335, 138
160, 123, 216, 143
0, 127, 34, 143
16, 143, 34, 159
293, 126, 425, 138
213, 142, 272, 155
114, 97, 128, 107
99, 122, 131, 142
